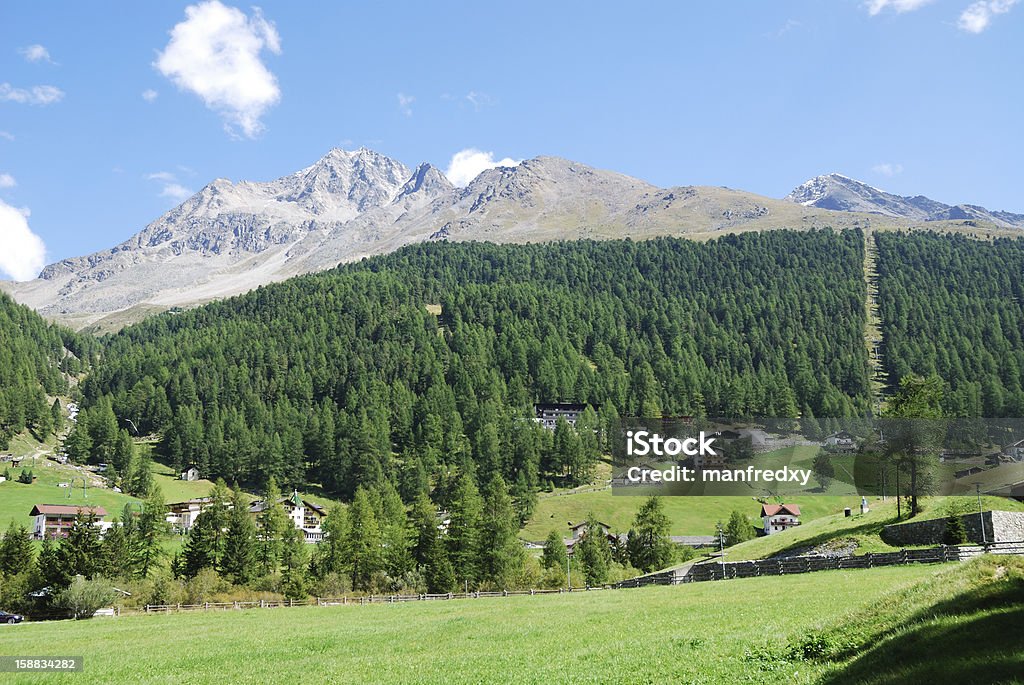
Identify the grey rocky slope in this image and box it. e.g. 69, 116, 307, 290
2, 150, 1012, 331
786, 173, 1024, 228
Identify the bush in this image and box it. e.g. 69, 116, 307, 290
310, 572, 351, 598
55, 575, 117, 619
17, 469, 33, 484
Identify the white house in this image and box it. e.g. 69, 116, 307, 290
824, 431, 856, 451
180, 467, 200, 481
250, 491, 327, 543
166, 497, 212, 531
760, 503, 801, 535
534, 403, 589, 430
30, 504, 108, 540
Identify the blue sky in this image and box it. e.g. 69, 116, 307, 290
0, 0, 1021, 279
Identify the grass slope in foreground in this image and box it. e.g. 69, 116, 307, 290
4, 559, 1021, 684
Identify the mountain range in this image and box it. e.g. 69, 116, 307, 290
3, 148, 1021, 331
786, 173, 1024, 227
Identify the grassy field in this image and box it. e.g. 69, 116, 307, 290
522, 489, 870, 542
720, 495, 1024, 563
0, 457, 143, 531
1, 558, 1020, 684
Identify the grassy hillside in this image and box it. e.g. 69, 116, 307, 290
721, 495, 1024, 563
2, 559, 1019, 683
0, 455, 142, 531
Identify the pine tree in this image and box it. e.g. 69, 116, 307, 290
541, 529, 568, 572
410, 493, 438, 568
446, 472, 483, 589
0, 521, 34, 577
480, 475, 525, 588
256, 476, 289, 575
50, 398, 64, 436
378, 482, 411, 579
625, 497, 673, 573
346, 487, 382, 591
135, 484, 167, 577
54, 512, 103, 583
576, 514, 612, 587
724, 510, 754, 546
220, 487, 258, 585
812, 450, 835, 492
182, 510, 220, 578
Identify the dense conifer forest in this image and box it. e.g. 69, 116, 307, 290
875, 231, 1024, 417
0, 292, 96, 449
77, 230, 871, 494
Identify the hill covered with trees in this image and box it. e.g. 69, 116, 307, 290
0, 292, 96, 449
78, 229, 871, 497
876, 231, 1024, 416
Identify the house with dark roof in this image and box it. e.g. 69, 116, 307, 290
760, 503, 801, 535
534, 403, 590, 430
30, 504, 107, 540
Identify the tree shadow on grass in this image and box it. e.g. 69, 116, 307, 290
817, 606, 1024, 685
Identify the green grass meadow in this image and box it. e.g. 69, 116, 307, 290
2, 558, 1021, 684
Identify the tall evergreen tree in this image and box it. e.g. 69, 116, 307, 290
480, 475, 525, 588
346, 487, 382, 591
626, 497, 673, 573
446, 472, 483, 589
0, 522, 34, 577
220, 487, 258, 585
576, 514, 612, 586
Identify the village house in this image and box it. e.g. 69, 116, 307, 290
166, 497, 213, 531
564, 519, 616, 555
249, 490, 327, 543
824, 430, 857, 451
180, 466, 200, 481
29, 504, 108, 540
534, 403, 589, 430
760, 503, 801, 535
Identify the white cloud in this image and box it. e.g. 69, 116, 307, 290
0, 173, 15, 188
445, 148, 522, 187
0, 200, 46, 281
465, 91, 495, 110
146, 171, 193, 202
142, 88, 159, 102
872, 162, 904, 177
19, 44, 55, 64
0, 131, 13, 141
155, 1, 282, 138
865, 0, 935, 15
0, 83, 64, 105
161, 183, 194, 201
397, 92, 415, 117
958, 0, 1018, 32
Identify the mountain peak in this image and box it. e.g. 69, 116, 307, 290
397, 162, 454, 199
784, 174, 1024, 228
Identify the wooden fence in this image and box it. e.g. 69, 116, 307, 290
141, 588, 607, 614
134, 541, 1023, 613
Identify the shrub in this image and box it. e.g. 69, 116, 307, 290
55, 575, 117, 619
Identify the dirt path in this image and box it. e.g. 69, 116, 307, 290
863, 227, 888, 415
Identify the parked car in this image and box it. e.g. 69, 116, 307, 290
0, 610, 24, 624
